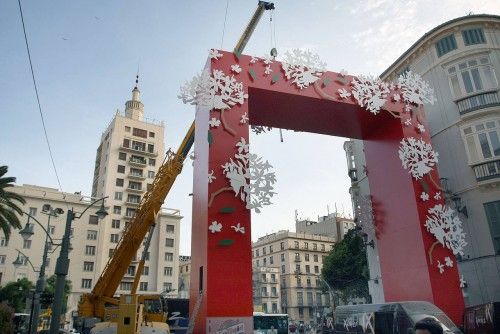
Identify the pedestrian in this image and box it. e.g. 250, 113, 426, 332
414, 317, 443, 334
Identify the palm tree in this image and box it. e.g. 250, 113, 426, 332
0, 166, 25, 240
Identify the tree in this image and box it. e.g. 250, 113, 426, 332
41, 275, 72, 313
0, 165, 26, 240
321, 229, 369, 303
0, 278, 34, 312
0, 302, 14, 334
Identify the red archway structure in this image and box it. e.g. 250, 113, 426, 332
188, 50, 464, 333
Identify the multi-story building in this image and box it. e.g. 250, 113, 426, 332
252, 267, 281, 314
296, 213, 355, 242
345, 14, 500, 306
178, 256, 191, 299
252, 231, 335, 326
90, 81, 182, 297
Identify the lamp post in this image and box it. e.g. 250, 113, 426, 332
49, 197, 108, 334
17, 206, 63, 334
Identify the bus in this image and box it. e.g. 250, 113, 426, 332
253, 312, 289, 334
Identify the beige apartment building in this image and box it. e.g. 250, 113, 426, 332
252, 266, 281, 314
252, 231, 335, 326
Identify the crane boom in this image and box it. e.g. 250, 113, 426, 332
79, 121, 195, 319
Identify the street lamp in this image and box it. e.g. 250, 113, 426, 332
17, 205, 63, 334
49, 197, 108, 334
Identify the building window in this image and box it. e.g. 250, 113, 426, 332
262, 247, 266, 255
147, 183, 153, 191
298, 307, 304, 317
461, 118, 500, 164
85, 246, 96, 256
256, 260, 259, 267
0, 255, 6, 265
271, 273, 276, 282
0, 238, 8, 247
163, 282, 172, 291
120, 282, 132, 291
256, 249, 260, 257
305, 265, 310, 274
462, 28, 486, 46
321, 244, 325, 251
280, 242, 285, 250
484, 200, 500, 254
29, 207, 37, 216
148, 144, 155, 153
48, 225, 55, 235
23, 240, 32, 249
149, 131, 155, 138
164, 267, 173, 276
115, 192, 123, 200
165, 252, 173, 261
294, 241, 299, 249
127, 266, 136, 276
313, 243, 317, 250
166, 224, 175, 233
295, 253, 300, 261
125, 208, 136, 218
81, 279, 92, 289
269, 256, 273, 265
149, 158, 156, 166
88, 215, 98, 225
119, 152, 127, 161
435, 34, 457, 57
269, 245, 273, 253
128, 181, 142, 191
142, 266, 149, 276
148, 171, 155, 179
123, 138, 130, 148
138, 282, 148, 291
110, 234, 119, 243
295, 264, 300, 273
113, 206, 122, 214
447, 56, 498, 98
87, 230, 98, 240
83, 262, 94, 271
133, 128, 148, 138
125, 126, 131, 132
116, 178, 124, 187
314, 265, 319, 274
304, 242, 308, 249
109, 249, 115, 257
117, 165, 125, 173
281, 265, 285, 273
165, 238, 174, 247
112, 219, 120, 228
281, 253, 285, 262
263, 258, 267, 266
297, 292, 303, 306
313, 254, 318, 262
145, 252, 150, 261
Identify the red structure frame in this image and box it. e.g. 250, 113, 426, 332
190, 50, 464, 333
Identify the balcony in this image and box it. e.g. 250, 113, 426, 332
128, 172, 146, 180
127, 186, 144, 194
456, 90, 500, 116
126, 200, 141, 207
121, 143, 158, 157
473, 159, 500, 182
128, 157, 147, 167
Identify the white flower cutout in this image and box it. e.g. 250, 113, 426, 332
444, 256, 453, 267
393, 94, 401, 102
250, 56, 259, 64
209, 49, 223, 60
460, 275, 467, 288
437, 261, 445, 274
434, 192, 441, 200
425, 204, 467, 256
398, 137, 439, 180
240, 112, 249, 124
417, 123, 426, 133
208, 170, 216, 183
264, 65, 272, 76
351, 75, 390, 115
338, 88, 351, 99
261, 54, 274, 65
420, 192, 429, 201
236, 137, 249, 153
281, 49, 326, 89
404, 118, 412, 127
231, 64, 242, 74
209, 117, 221, 128
231, 223, 245, 234
209, 221, 222, 233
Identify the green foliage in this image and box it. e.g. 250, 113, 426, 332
41, 275, 72, 312
321, 229, 369, 302
0, 302, 14, 334
0, 165, 27, 240
0, 278, 34, 312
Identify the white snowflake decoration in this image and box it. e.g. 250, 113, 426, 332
261, 54, 274, 65
420, 192, 429, 201
209, 221, 222, 233
250, 56, 259, 64
231, 223, 245, 234
281, 49, 327, 89
209, 49, 223, 60
444, 256, 453, 267
178, 69, 248, 110
338, 88, 351, 99
434, 192, 441, 200
404, 118, 412, 127
351, 75, 390, 115
393, 94, 401, 102
251, 125, 273, 135
397, 71, 435, 105
355, 194, 375, 237
208, 170, 216, 183
437, 261, 445, 274
425, 204, 467, 256
209, 117, 221, 128
240, 113, 249, 124
221, 138, 277, 213
417, 123, 426, 133
398, 137, 439, 179
231, 64, 242, 74
264, 65, 272, 76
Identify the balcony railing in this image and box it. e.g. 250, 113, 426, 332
121, 143, 158, 157
473, 159, 500, 182
457, 90, 500, 115
128, 158, 147, 166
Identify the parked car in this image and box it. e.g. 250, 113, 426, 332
333, 301, 462, 334
463, 301, 500, 334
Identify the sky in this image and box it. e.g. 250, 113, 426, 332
1, 0, 499, 256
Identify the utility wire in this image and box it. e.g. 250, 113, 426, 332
220, 0, 230, 49
17, 0, 66, 198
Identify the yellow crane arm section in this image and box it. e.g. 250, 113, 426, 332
79, 121, 195, 319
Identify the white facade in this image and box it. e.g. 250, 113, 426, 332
252, 231, 335, 326
346, 14, 500, 306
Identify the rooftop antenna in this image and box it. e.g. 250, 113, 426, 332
335, 202, 338, 216
134, 64, 140, 90
327, 205, 330, 215
342, 203, 345, 217
295, 209, 298, 222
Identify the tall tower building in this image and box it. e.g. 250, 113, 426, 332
91, 77, 182, 296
